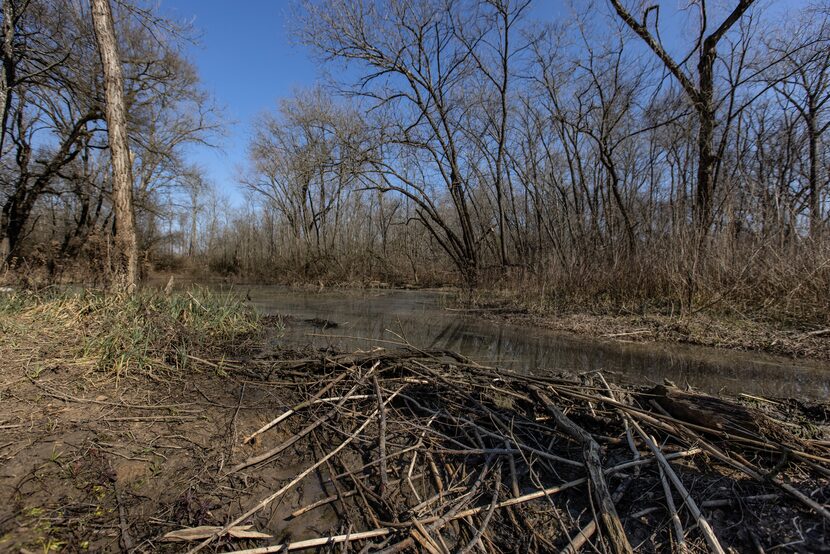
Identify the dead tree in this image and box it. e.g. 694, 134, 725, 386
608, 0, 757, 237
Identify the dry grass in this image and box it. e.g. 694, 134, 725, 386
0, 287, 262, 379
453, 236, 830, 358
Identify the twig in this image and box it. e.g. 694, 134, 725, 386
561, 520, 597, 554
229, 365, 378, 473
627, 418, 724, 554
654, 435, 686, 552
373, 374, 389, 497
242, 369, 354, 443
186, 386, 405, 554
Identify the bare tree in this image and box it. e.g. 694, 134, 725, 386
608, 0, 757, 235
767, 8, 830, 237
91, 0, 137, 289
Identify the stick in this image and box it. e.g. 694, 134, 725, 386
627, 418, 724, 554
376, 458, 496, 554
243, 394, 372, 444
561, 520, 597, 554
227, 450, 700, 554
373, 374, 389, 497
229, 365, 377, 474
222, 528, 393, 553
290, 472, 427, 519
533, 387, 633, 554
505, 439, 520, 498
700, 494, 778, 508
457, 471, 501, 554
187, 386, 404, 554
627, 401, 830, 523
242, 369, 354, 443
654, 435, 686, 552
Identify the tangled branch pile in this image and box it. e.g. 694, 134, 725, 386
183, 348, 829, 553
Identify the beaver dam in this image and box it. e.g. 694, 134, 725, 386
2, 332, 828, 552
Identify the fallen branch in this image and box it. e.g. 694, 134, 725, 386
533, 386, 633, 554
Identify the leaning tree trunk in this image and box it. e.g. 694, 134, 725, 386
0, 0, 16, 159
90, 0, 138, 291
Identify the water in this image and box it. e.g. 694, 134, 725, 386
245, 287, 829, 401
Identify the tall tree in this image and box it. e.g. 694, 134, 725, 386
608, 0, 757, 235
767, 8, 830, 238
90, 0, 137, 289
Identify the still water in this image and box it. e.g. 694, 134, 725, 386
244, 287, 829, 401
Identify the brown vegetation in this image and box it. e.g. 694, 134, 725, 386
2, 0, 830, 342
1, 313, 828, 552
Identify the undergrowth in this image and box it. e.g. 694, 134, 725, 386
0, 287, 262, 378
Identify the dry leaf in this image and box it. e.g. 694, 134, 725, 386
162, 525, 271, 542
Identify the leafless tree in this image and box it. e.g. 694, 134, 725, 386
91, 0, 138, 289
766, 6, 830, 237
607, 0, 757, 236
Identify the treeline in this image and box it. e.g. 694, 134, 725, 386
197, 0, 830, 321
4, 1, 830, 322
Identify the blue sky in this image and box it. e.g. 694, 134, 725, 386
159, 0, 321, 204
157, 1, 571, 205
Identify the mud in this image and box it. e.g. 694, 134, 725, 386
0, 354, 338, 552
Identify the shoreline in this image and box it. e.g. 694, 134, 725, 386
471, 306, 830, 361
182, 275, 830, 362
11, 273, 830, 362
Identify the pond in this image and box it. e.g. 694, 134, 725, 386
244, 286, 829, 401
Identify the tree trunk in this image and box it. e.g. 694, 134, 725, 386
0, 0, 15, 158
90, 0, 138, 291
807, 112, 820, 238
1, 190, 33, 266
0, 208, 10, 265
696, 49, 717, 235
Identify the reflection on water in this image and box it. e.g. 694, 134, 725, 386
245, 287, 829, 401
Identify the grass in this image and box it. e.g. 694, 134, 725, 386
0, 287, 262, 378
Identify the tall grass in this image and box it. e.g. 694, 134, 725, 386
474, 235, 830, 328
0, 287, 261, 377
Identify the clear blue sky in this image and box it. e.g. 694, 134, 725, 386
159, 0, 321, 205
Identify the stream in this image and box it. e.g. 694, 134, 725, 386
243, 286, 829, 401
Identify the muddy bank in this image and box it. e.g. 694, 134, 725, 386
1, 326, 828, 552
0, 350, 335, 552
454, 294, 830, 362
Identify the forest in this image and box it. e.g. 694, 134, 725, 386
1, 2, 830, 553
1, 0, 830, 326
